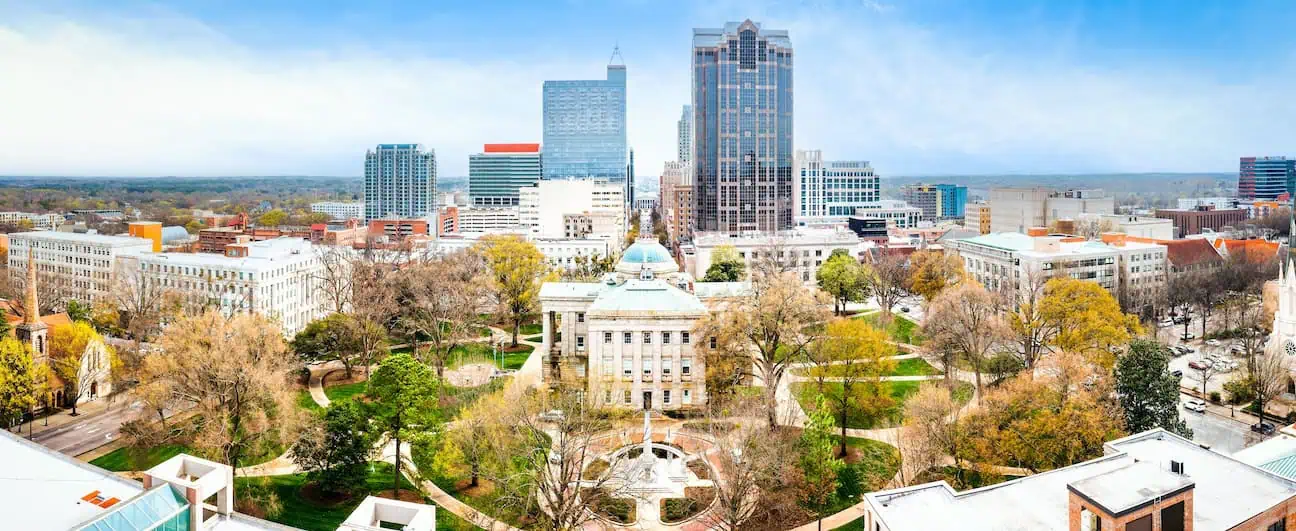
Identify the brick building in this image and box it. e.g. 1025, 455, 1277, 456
1154, 205, 1250, 238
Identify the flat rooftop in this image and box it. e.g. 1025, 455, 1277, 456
1068, 461, 1193, 516
0, 429, 142, 530
10, 230, 153, 247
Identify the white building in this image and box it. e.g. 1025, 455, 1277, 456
634, 195, 658, 212
689, 228, 862, 283
310, 201, 365, 221
8, 231, 154, 304
0, 212, 64, 230
989, 188, 1115, 233
1178, 197, 1239, 210
519, 179, 626, 243
677, 104, 692, 163
538, 239, 749, 410
130, 237, 329, 336
1076, 213, 1175, 240
456, 206, 522, 233
794, 150, 879, 224
852, 200, 923, 229
426, 234, 611, 271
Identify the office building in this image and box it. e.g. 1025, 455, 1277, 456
692, 20, 795, 233
1075, 213, 1175, 240
1178, 197, 1239, 211
468, 143, 542, 207
677, 104, 692, 163
538, 239, 751, 411
8, 231, 154, 304
129, 238, 330, 336
852, 200, 923, 229
689, 228, 861, 284
310, 201, 364, 221
364, 144, 436, 221
901, 183, 968, 220
988, 188, 1114, 233
1239, 156, 1296, 200
542, 62, 627, 182
794, 150, 879, 224
0, 211, 64, 230
1154, 205, 1250, 238
965, 201, 991, 234
429, 234, 610, 271
519, 179, 626, 243
863, 429, 1296, 531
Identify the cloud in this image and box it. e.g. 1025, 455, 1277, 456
0, 4, 1293, 178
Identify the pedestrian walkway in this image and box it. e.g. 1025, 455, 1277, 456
17, 395, 121, 438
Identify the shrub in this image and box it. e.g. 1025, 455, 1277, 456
661, 487, 714, 523
682, 420, 737, 434
1223, 375, 1257, 405
1209, 391, 1222, 404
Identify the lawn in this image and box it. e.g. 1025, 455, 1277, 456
793, 358, 939, 378
90, 444, 191, 472
234, 462, 417, 531
297, 389, 324, 414
793, 380, 972, 429
390, 342, 533, 371
324, 381, 367, 403
856, 313, 923, 345
793, 435, 900, 525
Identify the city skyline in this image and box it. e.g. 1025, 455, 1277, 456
2, 1, 1294, 177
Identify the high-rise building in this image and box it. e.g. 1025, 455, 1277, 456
519, 179, 627, 243
626, 147, 636, 206
988, 187, 1114, 233
542, 60, 627, 182
901, 183, 968, 220
793, 150, 878, 224
468, 143, 543, 207
1239, 156, 1295, 200
692, 20, 794, 234
364, 144, 436, 221
677, 105, 692, 163
936, 184, 968, 219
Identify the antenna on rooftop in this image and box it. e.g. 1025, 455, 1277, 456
609, 44, 625, 66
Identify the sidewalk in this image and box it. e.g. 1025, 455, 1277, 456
9, 394, 125, 439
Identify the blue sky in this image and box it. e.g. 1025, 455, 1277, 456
1, 0, 1293, 177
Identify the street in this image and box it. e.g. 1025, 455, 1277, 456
1178, 398, 1261, 454
26, 400, 143, 457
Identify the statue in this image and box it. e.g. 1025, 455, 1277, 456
636, 411, 656, 482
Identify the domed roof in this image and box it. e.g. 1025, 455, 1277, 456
616, 239, 679, 275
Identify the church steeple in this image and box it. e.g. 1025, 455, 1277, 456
16, 246, 48, 362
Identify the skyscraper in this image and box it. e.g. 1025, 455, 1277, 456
692, 20, 794, 233
626, 147, 636, 207
902, 183, 969, 220
468, 143, 542, 207
677, 104, 692, 163
542, 57, 627, 182
1239, 156, 1295, 200
793, 150, 878, 223
364, 144, 436, 221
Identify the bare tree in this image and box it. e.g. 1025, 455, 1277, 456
902, 385, 965, 484
698, 403, 805, 531
1006, 266, 1058, 372
110, 258, 168, 342
311, 245, 355, 314
925, 283, 1008, 393
1251, 348, 1291, 422
867, 253, 910, 319
390, 253, 490, 378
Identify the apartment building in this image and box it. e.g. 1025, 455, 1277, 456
1154, 205, 1251, 238
310, 201, 365, 221
965, 201, 991, 234
0, 212, 64, 230
426, 234, 610, 271
689, 228, 861, 283
7, 231, 154, 304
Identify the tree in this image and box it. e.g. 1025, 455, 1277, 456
704, 245, 747, 282
110, 259, 169, 342
924, 283, 1007, 393
907, 250, 964, 302
367, 353, 440, 498
798, 395, 844, 515
391, 254, 490, 379
1044, 278, 1142, 368
49, 321, 114, 416
0, 337, 37, 429
439, 391, 507, 488
145, 311, 301, 472
694, 271, 830, 428
816, 250, 868, 315
1114, 340, 1192, 438
257, 209, 288, 227
475, 235, 551, 347
291, 400, 374, 495
806, 318, 894, 454
866, 254, 910, 318
65, 299, 92, 323
700, 401, 807, 531
291, 314, 364, 378
1250, 348, 1291, 422
903, 384, 965, 485
311, 245, 355, 314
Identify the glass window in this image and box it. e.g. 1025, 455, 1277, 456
682, 358, 692, 375
624, 390, 632, 404
643, 359, 653, 377
576, 335, 585, 349
682, 332, 691, 344
603, 358, 613, 375
622, 359, 632, 376
605, 389, 612, 404
604, 332, 612, 344
577, 312, 585, 323
663, 332, 672, 344
624, 332, 632, 344
643, 331, 652, 344
663, 390, 671, 404
710, 336, 717, 349
683, 389, 692, 404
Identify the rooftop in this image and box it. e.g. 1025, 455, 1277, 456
0, 429, 141, 530
10, 230, 153, 248
587, 279, 708, 316
139, 237, 316, 272
617, 239, 678, 274
1068, 461, 1194, 516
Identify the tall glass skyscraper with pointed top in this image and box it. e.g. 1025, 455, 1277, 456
542, 61, 627, 183
692, 20, 793, 233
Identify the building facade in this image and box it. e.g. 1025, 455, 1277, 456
467, 143, 542, 207
689, 228, 861, 283
455, 206, 522, 234
428, 235, 611, 271
519, 179, 625, 243
8, 231, 154, 304
692, 20, 794, 233
0, 212, 64, 230
310, 201, 365, 221
1178, 197, 1239, 210
1154, 206, 1250, 238
542, 64, 627, 182
1239, 156, 1295, 200
677, 104, 692, 163
989, 187, 1115, 233
364, 144, 436, 221
794, 150, 878, 224
965, 202, 991, 234
852, 200, 923, 229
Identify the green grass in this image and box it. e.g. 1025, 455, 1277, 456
90, 444, 191, 472
426, 428, 550, 528
518, 322, 542, 336
435, 507, 478, 531
856, 313, 923, 345
820, 436, 902, 517
297, 389, 324, 414
839, 516, 866, 531
390, 342, 533, 371
523, 334, 542, 343
793, 357, 939, 378
324, 381, 367, 403
234, 462, 417, 531
792, 379, 970, 429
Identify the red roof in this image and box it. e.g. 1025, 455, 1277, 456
1161, 239, 1223, 268
1217, 239, 1280, 264
483, 143, 540, 153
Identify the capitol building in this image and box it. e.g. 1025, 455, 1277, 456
538, 237, 748, 411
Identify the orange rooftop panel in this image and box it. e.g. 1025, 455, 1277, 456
483, 143, 540, 153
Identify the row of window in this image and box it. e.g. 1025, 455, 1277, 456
608, 357, 693, 378
606, 388, 692, 406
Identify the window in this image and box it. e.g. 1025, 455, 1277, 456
663, 390, 671, 404
605, 389, 612, 404
683, 389, 692, 404
710, 336, 717, 349
624, 390, 632, 404
1268, 519, 1286, 531
624, 332, 632, 344
682, 358, 692, 376
643, 332, 652, 344
576, 335, 585, 349
662, 332, 672, 344
682, 332, 691, 344
603, 358, 613, 375
623, 359, 632, 377
604, 332, 612, 344
643, 359, 653, 378
577, 312, 585, 323
1160, 502, 1184, 531
663, 360, 672, 378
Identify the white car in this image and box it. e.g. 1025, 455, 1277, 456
1184, 399, 1207, 413
1205, 339, 1222, 346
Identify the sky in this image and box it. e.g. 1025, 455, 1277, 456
1, 0, 1294, 178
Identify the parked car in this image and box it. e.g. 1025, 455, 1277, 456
1173, 346, 1194, 356
1229, 344, 1246, 354
1205, 339, 1221, 346
1158, 319, 1175, 327
900, 306, 911, 313
539, 410, 566, 422
1180, 333, 1196, 341
1171, 369, 1183, 379
1183, 398, 1207, 413
1188, 360, 1209, 371
1252, 423, 1277, 436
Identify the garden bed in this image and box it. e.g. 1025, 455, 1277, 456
660, 487, 715, 523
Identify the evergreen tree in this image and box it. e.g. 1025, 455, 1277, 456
798, 395, 844, 513
291, 401, 374, 495
1115, 339, 1192, 438
367, 353, 440, 497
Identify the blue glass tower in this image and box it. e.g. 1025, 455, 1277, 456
692, 20, 794, 233
542, 61, 627, 183
936, 184, 968, 219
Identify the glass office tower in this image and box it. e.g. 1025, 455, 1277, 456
469, 143, 543, 207
363, 144, 436, 221
692, 20, 794, 233
542, 63, 627, 183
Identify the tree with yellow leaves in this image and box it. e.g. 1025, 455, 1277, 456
1008, 273, 1141, 372
806, 319, 894, 456
0, 336, 37, 429
473, 235, 554, 346
49, 321, 116, 416
924, 282, 1007, 393
907, 250, 965, 302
